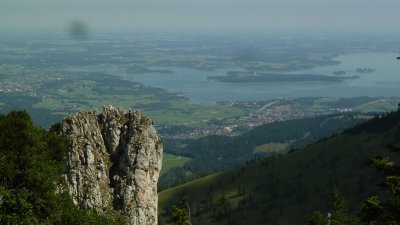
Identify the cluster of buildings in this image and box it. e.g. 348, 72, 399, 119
0, 80, 36, 95
243, 105, 319, 128
161, 102, 325, 139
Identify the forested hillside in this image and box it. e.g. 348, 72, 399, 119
0, 111, 126, 224
160, 114, 366, 189
158, 111, 400, 225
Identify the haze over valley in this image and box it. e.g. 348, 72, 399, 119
1, 0, 400, 224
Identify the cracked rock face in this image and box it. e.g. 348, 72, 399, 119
61, 106, 163, 225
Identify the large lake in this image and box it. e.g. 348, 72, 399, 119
124, 53, 400, 103
69, 52, 399, 103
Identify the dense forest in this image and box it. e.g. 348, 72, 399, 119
158, 110, 400, 225
160, 114, 366, 189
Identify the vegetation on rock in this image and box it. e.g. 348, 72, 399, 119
0, 111, 127, 224
171, 197, 192, 225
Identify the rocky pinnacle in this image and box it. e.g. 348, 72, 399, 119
61, 106, 163, 225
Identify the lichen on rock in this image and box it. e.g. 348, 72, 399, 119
61, 105, 163, 225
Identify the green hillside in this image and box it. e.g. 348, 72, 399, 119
160, 114, 366, 189
158, 111, 400, 225
161, 153, 191, 176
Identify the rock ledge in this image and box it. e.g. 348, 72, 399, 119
61, 106, 163, 225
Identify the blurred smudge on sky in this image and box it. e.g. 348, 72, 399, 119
69, 20, 88, 40
0, 0, 399, 34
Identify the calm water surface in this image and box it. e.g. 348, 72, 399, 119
125, 53, 400, 103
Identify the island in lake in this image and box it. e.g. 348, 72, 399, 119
356, 68, 374, 74
208, 71, 359, 83
333, 71, 347, 76
126, 66, 173, 74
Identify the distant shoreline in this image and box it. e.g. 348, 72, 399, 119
208, 71, 359, 83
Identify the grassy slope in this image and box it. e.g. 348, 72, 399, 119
254, 142, 289, 153
158, 112, 400, 225
161, 153, 191, 176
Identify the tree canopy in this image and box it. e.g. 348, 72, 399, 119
0, 111, 126, 224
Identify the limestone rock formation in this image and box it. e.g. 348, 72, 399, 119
61, 106, 163, 225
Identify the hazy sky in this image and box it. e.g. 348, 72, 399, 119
1, 0, 399, 33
